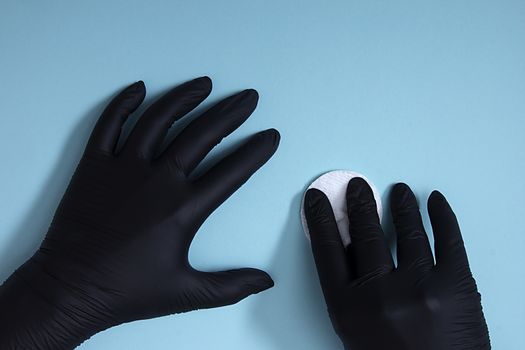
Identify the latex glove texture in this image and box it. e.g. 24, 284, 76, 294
0, 77, 279, 349
304, 178, 490, 350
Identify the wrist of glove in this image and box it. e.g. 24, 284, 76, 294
0, 254, 112, 349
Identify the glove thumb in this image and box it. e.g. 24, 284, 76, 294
192, 268, 274, 309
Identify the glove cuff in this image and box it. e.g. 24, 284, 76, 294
0, 257, 111, 349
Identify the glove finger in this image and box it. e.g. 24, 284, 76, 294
390, 183, 434, 271
192, 129, 279, 225
428, 190, 469, 268
346, 177, 394, 278
305, 189, 350, 296
123, 76, 211, 159
86, 81, 145, 155
160, 89, 258, 176
191, 268, 274, 309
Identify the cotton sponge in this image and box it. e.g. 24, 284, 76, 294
300, 170, 382, 247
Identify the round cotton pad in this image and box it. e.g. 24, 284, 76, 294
300, 170, 382, 247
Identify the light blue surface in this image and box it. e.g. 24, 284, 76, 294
1, 1, 524, 348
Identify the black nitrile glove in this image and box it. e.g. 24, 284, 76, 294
0, 77, 280, 349
304, 178, 490, 350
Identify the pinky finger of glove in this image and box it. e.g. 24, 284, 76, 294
428, 190, 469, 269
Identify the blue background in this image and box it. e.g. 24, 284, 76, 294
1, 1, 524, 349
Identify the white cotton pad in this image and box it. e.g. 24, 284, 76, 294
300, 170, 382, 247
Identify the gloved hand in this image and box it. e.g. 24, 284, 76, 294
0, 77, 280, 349
304, 178, 490, 350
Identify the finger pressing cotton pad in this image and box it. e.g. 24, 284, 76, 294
300, 170, 382, 247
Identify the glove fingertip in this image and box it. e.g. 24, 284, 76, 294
428, 190, 453, 215
259, 128, 281, 148
194, 75, 213, 92
242, 268, 274, 293
429, 189, 446, 202
304, 188, 329, 215
132, 80, 145, 90
390, 182, 418, 214
346, 177, 378, 218
243, 88, 259, 103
